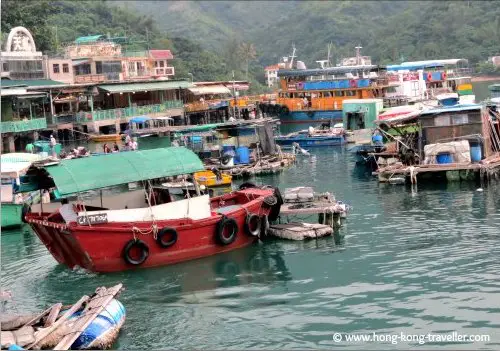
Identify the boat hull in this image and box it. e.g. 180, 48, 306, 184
1, 203, 23, 228
280, 110, 343, 124
90, 134, 122, 142
26, 189, 275, 273
275, 136, 345, 147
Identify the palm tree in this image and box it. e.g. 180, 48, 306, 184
237, 42, 257, 81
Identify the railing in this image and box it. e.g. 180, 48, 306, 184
154, 67, 175, 76
446, 67, 473, 78
74, 74, 106, 83
75, 100, 184, 123
1, 118, 47, 133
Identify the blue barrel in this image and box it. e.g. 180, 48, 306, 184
436, 152, 453, 164
372, 134, 383, 143
469, 143, 482, 162
236, 146, 250, 164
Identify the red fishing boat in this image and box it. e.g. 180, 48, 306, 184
25, 147, 282, 273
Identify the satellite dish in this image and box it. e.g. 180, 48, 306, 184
296, 61, 307, 70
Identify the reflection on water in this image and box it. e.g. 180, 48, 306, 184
2, 138, 500, 349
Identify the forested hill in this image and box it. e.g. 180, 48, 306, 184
0, 0, 270, 92
121, 0, 500, 70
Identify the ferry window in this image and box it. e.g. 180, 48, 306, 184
2, 62, 8, 71
335, 91, 344, 97
346, 90, 356, 97
62, 64, 69, 73
434, 115, 451, 127
451, 114, 469, 125
52, 64, 60, 74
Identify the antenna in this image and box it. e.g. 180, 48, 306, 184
288, 43, 297, 69
327, 42, 333, 68
355, 45, 362, 65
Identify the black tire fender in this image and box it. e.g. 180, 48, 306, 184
21, 204, 31, 223
245, 214, 261, 237
156, 227, 178, 248
215, 217, 238, 245
122, 239, 149, 265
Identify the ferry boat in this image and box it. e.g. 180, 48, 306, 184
272, 64, 390, 123
386, 58, 475, 106
25, 147, 282, 273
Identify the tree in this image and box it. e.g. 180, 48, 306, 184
237, 42, 257, 81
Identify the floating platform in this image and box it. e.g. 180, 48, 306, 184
267, 222, 334, 240
374, 153, 500, 184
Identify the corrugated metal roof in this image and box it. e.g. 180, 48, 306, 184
278, 65, 384, 78
42, 147, 204, 196
0, 89, 46, 97
1, 79, 67, 88
419, 104, 481, 116
150, 50, 173, 60
75, 35, 106, 44
400, 59, 468, 67
188, 86, 231, 95
97, 80, 193, 93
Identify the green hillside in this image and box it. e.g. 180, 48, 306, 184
119, 0, 500, 72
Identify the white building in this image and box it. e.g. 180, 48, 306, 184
264, 64, 281, 88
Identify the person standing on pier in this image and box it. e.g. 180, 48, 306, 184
125, 134, 132, 151
49, 134, 57, 157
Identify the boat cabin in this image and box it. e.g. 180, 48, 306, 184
276, 65, 389, 112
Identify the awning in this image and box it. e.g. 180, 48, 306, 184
98, 81, 193, 94
41, 147, 204, 196
1, 162, 32, 179
1, 89, 47, 98
129, 116, 151, 124
154, 116, 174, 120
1, 79, 67, 89
188, 86, 231, 95
72, 59, 90, 66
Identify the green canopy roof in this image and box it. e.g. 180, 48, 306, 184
97, 80, 193, 93
75, 35, 106, 44
1, 79, 67, 88
175, 123, 221, 134
44, 147, 204, 196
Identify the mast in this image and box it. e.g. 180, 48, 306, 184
289, 44, 296, 69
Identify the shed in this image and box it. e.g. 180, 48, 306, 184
342, 99, 384, 130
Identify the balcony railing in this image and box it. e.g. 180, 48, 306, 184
154, 67, 175, 76
75, 100, 184, 123
1, 118, 47, 133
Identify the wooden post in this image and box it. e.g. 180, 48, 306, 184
128, 93, 132, 108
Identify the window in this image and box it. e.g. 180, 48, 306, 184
2, 62, 8, 71
159, 60, 165, 68
346, 90, 356, 97
53, 64, 60, 73
334, 90, 344, 97
434, 115, 451, 126
62, 63, 69, 73
96, 61, 103, 74
451, 114, 469, 125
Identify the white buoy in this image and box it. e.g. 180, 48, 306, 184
476, 188, 484, 192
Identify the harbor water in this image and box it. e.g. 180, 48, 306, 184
2, 144, 500, 349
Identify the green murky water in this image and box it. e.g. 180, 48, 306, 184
1, 80, 500, 349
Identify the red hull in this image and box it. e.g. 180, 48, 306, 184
26, 189, 275, 273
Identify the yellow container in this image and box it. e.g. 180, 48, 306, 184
194, 170, 232, 187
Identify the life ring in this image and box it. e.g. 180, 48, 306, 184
221, 154, 232, 166
122, 240, 149, 265
349, 80, 357, 88
239, 182, 257, 190
442, 72, 447, 80
156, 227, 178, 248
426, 72, 432, 81
21, 204, 31, 223
245, 214, 261, 237
215, 217, 238, 245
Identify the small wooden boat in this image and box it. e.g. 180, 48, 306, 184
1, 284, 125, 350
275, 126, 345, 147
89, 134, 122, 142
25, 147, 282, 272
194, 170, 232, 187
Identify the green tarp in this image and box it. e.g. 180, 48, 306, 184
44, 147, 204, 196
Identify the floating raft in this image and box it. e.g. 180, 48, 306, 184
267, 222, 333, 240
1, 284, 124, 350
